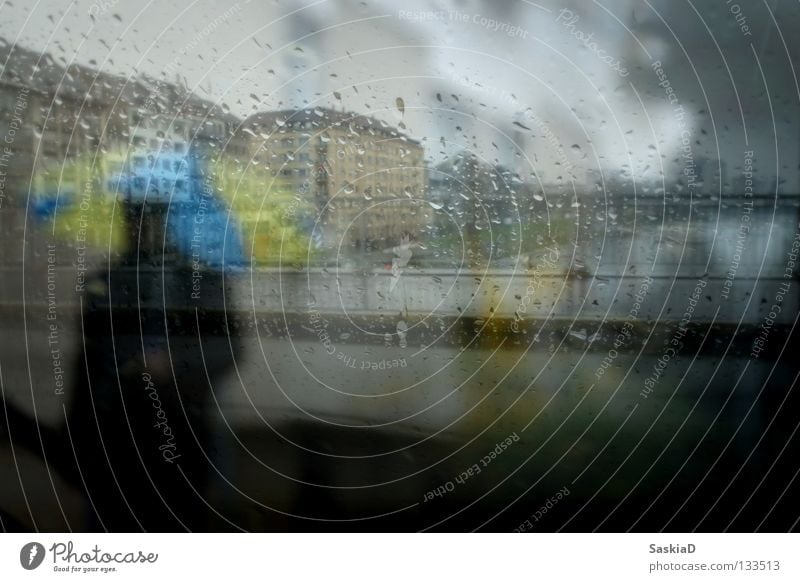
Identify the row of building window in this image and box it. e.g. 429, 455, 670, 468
131, 156, 188, 173
127, 177, 187, 193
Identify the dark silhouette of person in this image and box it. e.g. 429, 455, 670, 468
66, 198, 242, 531
2, 152, 245, 531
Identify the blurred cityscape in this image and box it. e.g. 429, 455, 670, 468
1, 0, 799, 534
2, 41, 798, 322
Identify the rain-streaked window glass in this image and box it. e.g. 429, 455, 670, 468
0, 0, 799, 533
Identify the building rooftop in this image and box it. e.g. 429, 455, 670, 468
243, 107, 420, 146
1, 41, 239, 125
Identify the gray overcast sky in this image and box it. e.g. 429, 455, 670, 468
2, 0, 798, 190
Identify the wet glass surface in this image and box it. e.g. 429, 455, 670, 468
1, 0, 799, 531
